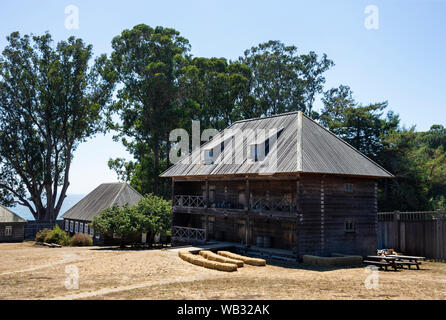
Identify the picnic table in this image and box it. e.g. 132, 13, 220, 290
364, 255, 425, 271
386, 255, 425, 270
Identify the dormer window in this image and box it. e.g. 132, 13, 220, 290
249, 129, 283, 162
203, 149, 214, 165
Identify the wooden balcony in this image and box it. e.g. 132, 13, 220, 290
251, 196, 297, 213
173, 194, 299, 220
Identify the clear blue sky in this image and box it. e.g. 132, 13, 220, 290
1, 0, 445, 195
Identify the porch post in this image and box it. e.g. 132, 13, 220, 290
205, 214, 209, 242
205, 178, 209, 242
171, 178, 175, 245
171, 178, 175, 204
245, 177, 250, 211
205, 178, 209, 208
245, 176, 251, 247
295, 178, 302, 261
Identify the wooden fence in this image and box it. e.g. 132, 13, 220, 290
377, 210, 446, 260
24, 220, 64, 240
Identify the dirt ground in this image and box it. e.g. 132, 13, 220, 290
0, 242, 445, 300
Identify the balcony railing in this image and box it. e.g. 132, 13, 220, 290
173, 194, 297, 213
174, 195, 205, 208
172, 226, 206, 243
251, 197, 297, 213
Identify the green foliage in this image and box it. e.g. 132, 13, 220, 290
240, 41, 333, 117
133, 193, 172, 242
320, 85, 399, 158
70, 233, 93, 246
91, 194, 171, 246
0, 32, 114, 221
43, 225, 70, 246
379, 126, 446, 211
106, 25, 190, 197
35, 228, 51, 243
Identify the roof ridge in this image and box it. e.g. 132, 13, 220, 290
112, 182, 128, 205
232, 111, 301, 125
300, 113, 394, 177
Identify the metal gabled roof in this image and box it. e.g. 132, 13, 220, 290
161, 111, 393, 179
61, 183, 143, 222
0, 205, 26, 223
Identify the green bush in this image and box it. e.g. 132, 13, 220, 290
70, 233, 93, 246
44, 225, 70, 246
35, 228, 51, 243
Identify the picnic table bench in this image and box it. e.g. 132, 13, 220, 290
387, 255, 425, 270
364, 256, 400, 271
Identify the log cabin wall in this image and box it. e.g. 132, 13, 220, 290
299, 175, 324, 256
322, 175, 377, 256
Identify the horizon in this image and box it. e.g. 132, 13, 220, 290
1, 0, 445, 196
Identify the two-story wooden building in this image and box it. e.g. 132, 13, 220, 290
161, 112, 393, 258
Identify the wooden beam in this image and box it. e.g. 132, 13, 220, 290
295, 178, 301, 260
245, 215, 250, 247
245, 177, 250, 211
205, 179, 209, 208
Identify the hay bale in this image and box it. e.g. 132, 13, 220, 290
217, 251, 266, 266
179, 251, 237, 272
202, 256, 237, 272
302, 255, 362, 267
200, 250, 244, 267
178, 251, 207, 267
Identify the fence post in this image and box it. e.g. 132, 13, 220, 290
394, 211, 400, 251
436, 209, 442, 260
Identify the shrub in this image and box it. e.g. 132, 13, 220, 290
70, 233, 93, 247
35, 228, 51, 243
44, 225, 70, 246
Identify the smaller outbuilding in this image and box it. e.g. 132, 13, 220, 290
0, 205, 26, 242
61, 183, 142, 244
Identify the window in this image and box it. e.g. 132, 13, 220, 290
5, 226, 12, 236
249, 144, 262, 162
203, 149, 214, 165
84, 224, 89, 236
75, 222, 79, 233
80, 223, 84, 233
65, 220, 69, 231
89, 226, 94, 237
345, 219, 355, 233
345, 183, 353, 193
70, 221, 74, 232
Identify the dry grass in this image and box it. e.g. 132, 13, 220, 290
1, 242, 445, 300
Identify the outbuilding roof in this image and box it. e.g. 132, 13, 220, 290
0, 205, 26, 223
161, 111, 393, 178
61, 183, 143, 222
